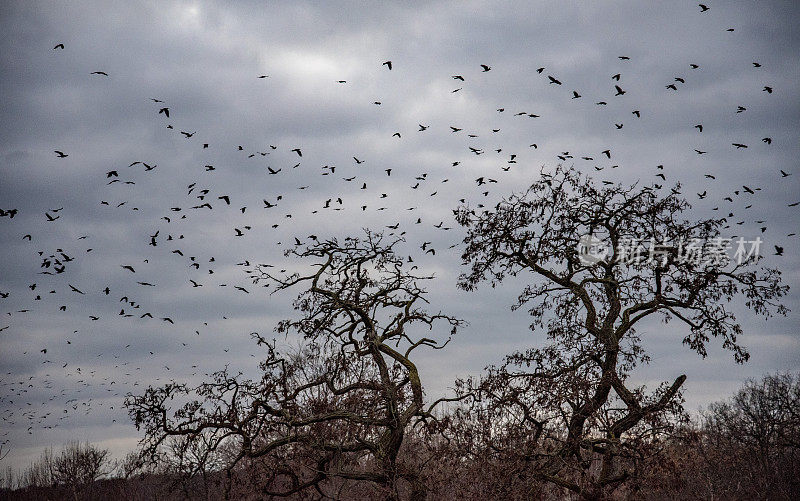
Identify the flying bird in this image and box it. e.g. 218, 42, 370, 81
158, 107, 169, 117
90, 71, 108, 76
54, 150, 68, 158
382, 61, 392, 70
699, 4, 709, 12
53, 43, 64, 49
480, 64, 491, 72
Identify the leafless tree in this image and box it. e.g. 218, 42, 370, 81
634, 372, 800, 500
126, 231, 464, 500
51, 441, 111, 501
454, 164, 788, 499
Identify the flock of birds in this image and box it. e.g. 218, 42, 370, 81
0, 3, 797, 460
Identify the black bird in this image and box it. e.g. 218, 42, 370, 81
695, 124, 703, 132
763, 86, 773, 93
383, 60, 392, 70
158, 107, 169, 117
452, 75, 464, 81
780, 170, 791, 177
548, 75, 561, 85
572, 91, 581, 99
90, 71, 108, 76
699, 4, 709, 12
68, 284, 84, 294
732, 143, 747, 149
480, 64, 491, 72
774, 246, 784, 256
54, 150, 68, 158
53, 43, 64, 49
612, 73, 621, 81
690, 63, 700, 69
763, 137, 772, 144
614, 85, 625, 96
632, 110, 640, 117
121, 265, 135, 273
258, 75, 269, 78
666, 84, 677, 90
218, 195, 230, 204
753, 62, 761, 68
536, 67, 545, 73
618, 56, 630, 60
695, 149, 706, 154
291, 148, 302, 157
353, 157, 364, 164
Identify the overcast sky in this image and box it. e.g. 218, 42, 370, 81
1, 0, 799, 471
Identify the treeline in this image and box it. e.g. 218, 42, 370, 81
1, 372, 798, 500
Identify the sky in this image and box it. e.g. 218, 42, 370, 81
1, 0, 799, 473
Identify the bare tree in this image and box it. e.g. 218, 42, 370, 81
698, 372, 800, 499
126, 231, 464, 499
51, 441, 110, 501
455, 164, 788, 499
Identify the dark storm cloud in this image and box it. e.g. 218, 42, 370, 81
1, 0, 798, 470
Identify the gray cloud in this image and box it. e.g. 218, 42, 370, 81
1, 0, 798, 471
